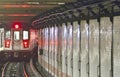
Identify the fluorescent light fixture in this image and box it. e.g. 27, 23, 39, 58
58, 2, 65, 5
0, 14, 35, 16
25, 2, 40, 4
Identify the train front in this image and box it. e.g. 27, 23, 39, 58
1, 23, 33, 61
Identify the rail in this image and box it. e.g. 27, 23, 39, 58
30, 58, 42, 77
1, 62, 9, 77
23, 63, 29, 77
2, 62, 28, 77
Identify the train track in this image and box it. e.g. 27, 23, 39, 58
2, 62, 38, 77
2, 62, 24, 77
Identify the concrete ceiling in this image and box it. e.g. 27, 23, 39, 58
0, 0, 77, 25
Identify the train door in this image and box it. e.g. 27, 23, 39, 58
89, 19, 99, 77
100, 17, 112, 77
73, 21, 80, 77
12, 30, 22, 50
113, 16, 120, 77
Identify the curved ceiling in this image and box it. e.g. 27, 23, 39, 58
0, 0, 77, 25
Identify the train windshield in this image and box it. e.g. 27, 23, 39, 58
23, 31, 28, 40
14, 31, 20, 40
5, 31, 11, 39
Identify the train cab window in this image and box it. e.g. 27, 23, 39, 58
23, 31, 28, 40
5, 31, 10, 39
14, 31, 20, 40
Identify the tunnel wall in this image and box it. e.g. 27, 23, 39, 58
32, 1, 120, 77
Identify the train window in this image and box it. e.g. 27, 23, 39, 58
5, 31, 10, 39
23, 31, 28, 40
14, 31, 20, 40
0, 29, 4, 47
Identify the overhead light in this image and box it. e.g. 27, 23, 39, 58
25, 2, 39, 5
45, 2, 65, 5
1, 4, 56, 8
58, 2, 65, 5
0, 14, 4, 16
7, 14, 36, 16
0, 14, 35, 16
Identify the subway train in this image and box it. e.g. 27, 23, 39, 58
0, 22, 38, 60
32, 0, 120, 77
